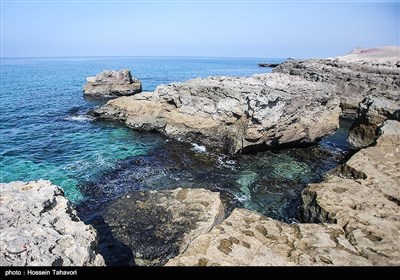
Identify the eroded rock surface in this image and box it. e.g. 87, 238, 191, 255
274, 46, 400, 118
302, 120, 400, 265
83, 69, 142, 98
93, 73, 340, 155
348, 95, 400, 149
166, 208, 370, 266
103, 188, 224, 265
0, 180, 104, 266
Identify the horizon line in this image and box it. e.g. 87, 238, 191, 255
0, 55, 293, 60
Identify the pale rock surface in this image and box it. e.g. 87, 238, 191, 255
83, 69, 142, 97
93, 73, 340, 155
166, 208, 370, 266
348, 95, 399, 149
302, 120, 400, 265
0, 180, 105, 266
274, 46, 400, 118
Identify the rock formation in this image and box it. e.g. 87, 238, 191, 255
83, 69, 142, 98
274, 46, 400, 118
167, 208, 370, 266
167, 120, 400, 266
103, 188, 224, 265
0, 180, 104, 266
347, 95, 400, 149
258, 63, 280, 68
302, 120, 400, 265
93, 73, 340, 155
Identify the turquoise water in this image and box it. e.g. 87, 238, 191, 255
0, 56, 280, 201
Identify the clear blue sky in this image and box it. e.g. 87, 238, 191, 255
1, 0, 399, 58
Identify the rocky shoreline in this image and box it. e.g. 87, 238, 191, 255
1, 47, 399, 266
167, 120, 400, 266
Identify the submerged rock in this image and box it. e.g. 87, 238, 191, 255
103, 188, 224, 265
0, 180, 104, 266
83, 69, 142, 98
274, 46, 400, 118
93, 73, 340, 155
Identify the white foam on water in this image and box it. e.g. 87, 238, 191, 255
65, 115, 94, 122
191, 143, 206, 153
235, 193, 250, 203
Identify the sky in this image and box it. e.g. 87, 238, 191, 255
1, 0, 399, 58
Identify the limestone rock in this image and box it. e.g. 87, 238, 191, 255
103, 188, 224, 266
302, 120, 400, 265
93, 73, 340, 155
83, 69, 142, 98
274, 46, 400, 118
166, 208, 370, 266
0, 180, 104, 266
348, 95, 400, 149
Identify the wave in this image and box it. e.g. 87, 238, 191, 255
191, 143, 206, 153
64, 115, 94, 122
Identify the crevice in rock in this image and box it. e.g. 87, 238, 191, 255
39, 198, 57, 216
328, 163, 367, 180
383, 194, 400, 206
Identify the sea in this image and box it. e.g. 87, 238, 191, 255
0, 56, 352, 264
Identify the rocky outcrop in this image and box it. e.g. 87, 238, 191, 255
302, 120, 400, 265
0, 180, 104, 266
274, 46, 400, 118
103, 188, 224, 266
167, 208, 370, 266
258, 63, 280, 68
168, 120, 400, 266
83, 69, 142, 98
348, 95, 400, 149
93, 73, 340, 155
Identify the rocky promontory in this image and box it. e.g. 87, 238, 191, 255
93, 73, 340, 155
83, 69, 142, 98
0, 180, 104, 266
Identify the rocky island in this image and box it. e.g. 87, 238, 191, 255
83, 69, 142, 98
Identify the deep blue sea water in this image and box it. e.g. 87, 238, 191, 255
1, 56, 350, 227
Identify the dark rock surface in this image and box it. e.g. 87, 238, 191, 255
103, 188, 224, 265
